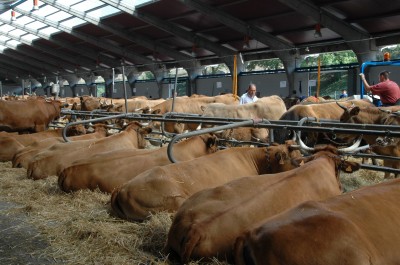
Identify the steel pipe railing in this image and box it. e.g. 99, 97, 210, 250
62, 113, 140, 142
167, 119, 268, 163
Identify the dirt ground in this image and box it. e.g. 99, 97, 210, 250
0, 200, 55, 265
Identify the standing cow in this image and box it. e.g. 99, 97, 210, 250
0, 98, 68, 133
273, 99, 374, 145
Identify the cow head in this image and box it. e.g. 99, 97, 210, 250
121, 121, 153, 149
265, 140, 302, 173
201, 133, 219, 153
66, 124, 86, 136
291, 135, 362, 190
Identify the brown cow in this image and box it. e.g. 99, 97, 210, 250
79, 96, 102, 111
12, 124, 109, 169
101, 97, 166, 113
201, 95, 286, 121
26, 122, 151, 180
338, 105, 400, 178
58, 134, 218, 193
150, 94, 239, 133
0, 125, 86, 162
0, 97, 68, 133
165, 143, 360, 263
110, 141, 301, 221
216, 127, 269, 146
273, 99, 375, 144
234, 177, 400, 265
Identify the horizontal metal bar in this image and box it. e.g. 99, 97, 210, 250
352, 153, 400, 161
360, 164, 400, 174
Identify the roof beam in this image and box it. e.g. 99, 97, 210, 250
41, 0, 192, 63
0, 39, 78, 72
278, 0, 370, 40
0, 54, 45, 77
0, 63, 30, 80
278, 0, 376, 60
100, 0, 235, 58
1, 49, 64, 75
13, 6, 156, 67
178, 0, 294, 51
0, 17, 115, 69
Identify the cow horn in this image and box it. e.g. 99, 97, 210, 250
297, 133, 315, 152
336, 101, 347, 111
338, 136, 362, 153
378, 108, 391, 114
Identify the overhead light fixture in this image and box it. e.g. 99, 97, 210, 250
11, 10, 16, 21
314, 23, 322, 38
314, 10, 322, 38
33, 0, 39, 10
243, 35, 250, 50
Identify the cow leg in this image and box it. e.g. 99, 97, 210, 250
383, 160, 394, 179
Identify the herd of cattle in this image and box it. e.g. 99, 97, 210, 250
1, 93, 400, 264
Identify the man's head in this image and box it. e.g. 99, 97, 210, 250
379, 70, 390, 82
247, 84, 257, 97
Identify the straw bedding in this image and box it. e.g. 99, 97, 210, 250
0, 157, 384, 265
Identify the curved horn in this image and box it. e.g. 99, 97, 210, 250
390, 111, 400, 116
297, 133, 315, 152
338, 136, 362, 153
378, 108, 391, 114
336, 101, 347, 111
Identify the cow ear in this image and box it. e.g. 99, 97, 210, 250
140, 127, 152, 135
207, 136, 217, 147
349, 106, 360, 116
340, 161, 360, 173
200, 105, 206, 112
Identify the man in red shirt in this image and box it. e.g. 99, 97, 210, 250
360, 70, 400, 106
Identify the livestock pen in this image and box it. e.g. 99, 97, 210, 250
1, 104, 400, 264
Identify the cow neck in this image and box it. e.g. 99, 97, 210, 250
48, 100, 60, 119
313, 152, 343, 190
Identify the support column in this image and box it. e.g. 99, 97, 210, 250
185, 60, 203, 96
280, 54, 297, 97
153, 64, 169, 98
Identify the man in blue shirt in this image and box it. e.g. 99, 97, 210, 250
339, 89, 348, 99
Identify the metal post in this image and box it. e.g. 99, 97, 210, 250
111, 68, 115, 98
21, 79, 24, 98
171, 67, 178, 112
121, 65, 128, 113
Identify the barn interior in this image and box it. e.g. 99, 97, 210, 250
0, 0, 399, 98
